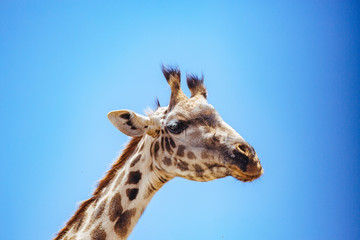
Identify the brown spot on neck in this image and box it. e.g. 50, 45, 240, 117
126, 188, 139, 201
109, 193, 123, 222
114, 208, 136, 238
91, 224, 107, 240
126, 171, 142, 185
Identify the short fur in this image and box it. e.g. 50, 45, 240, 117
54, 65, 263, 240
54, 137, 142, 240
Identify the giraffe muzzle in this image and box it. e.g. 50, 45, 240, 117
226, 143, 263, 182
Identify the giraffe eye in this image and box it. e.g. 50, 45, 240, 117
166, 120, 188, 134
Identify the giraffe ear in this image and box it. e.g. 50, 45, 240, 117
107, 110, 151, 137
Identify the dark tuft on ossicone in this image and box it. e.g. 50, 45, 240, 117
161, 65, 181, 82
186, 73, 207, 98
186, 73, 204, 88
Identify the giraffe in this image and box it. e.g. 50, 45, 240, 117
54, 66, 263, 240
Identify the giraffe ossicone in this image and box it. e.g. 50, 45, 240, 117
54, 66, 263, 240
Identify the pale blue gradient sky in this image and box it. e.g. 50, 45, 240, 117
1, 1, 359, 239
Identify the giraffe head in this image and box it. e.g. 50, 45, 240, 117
108, 66, 263, 182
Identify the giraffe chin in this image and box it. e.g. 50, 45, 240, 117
230, 168, 263, 182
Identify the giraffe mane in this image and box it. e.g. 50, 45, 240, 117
54, 136, 142, 240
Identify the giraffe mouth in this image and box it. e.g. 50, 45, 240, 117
229, 165, 263, 182
231, 170, 263, 182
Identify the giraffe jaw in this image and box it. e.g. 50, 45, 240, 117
229, 165, 264, 182
231, 170, 263, 182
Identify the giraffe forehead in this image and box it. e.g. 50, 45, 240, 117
182, 97, 212, 111
150, 99, 221, 129
169, 101, 218, 120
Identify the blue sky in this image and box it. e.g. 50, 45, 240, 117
1, 1, 359, 239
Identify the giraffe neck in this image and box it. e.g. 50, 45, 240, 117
59, 136, 172, 240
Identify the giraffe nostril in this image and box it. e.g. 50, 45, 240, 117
236, 144, 250, 155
